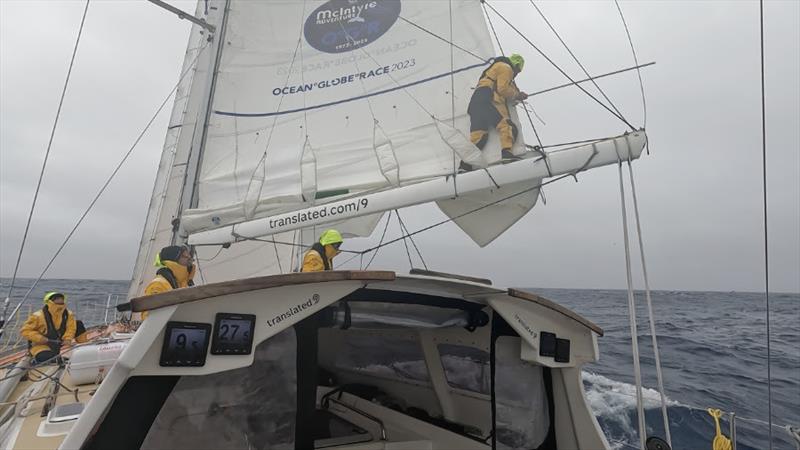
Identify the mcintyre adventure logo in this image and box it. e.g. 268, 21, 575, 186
305, 0, 401, 54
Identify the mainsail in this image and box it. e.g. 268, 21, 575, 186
178, 0, 514, 234
130, 0, 646, 296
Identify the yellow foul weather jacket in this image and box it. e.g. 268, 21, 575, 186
468, 58, 522, 151
20, 300, 77, 358
301, 243, 339, 272
141, 260, 195, 319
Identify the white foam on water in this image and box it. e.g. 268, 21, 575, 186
582, 371, 680, 447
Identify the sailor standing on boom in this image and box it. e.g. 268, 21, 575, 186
20, 292, 77, 365
465, 53, 529, 171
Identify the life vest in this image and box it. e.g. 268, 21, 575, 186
156, 266, 195, 289
311, 242, 331, 270
478, 56, 514, 83
38, 305, 68, 353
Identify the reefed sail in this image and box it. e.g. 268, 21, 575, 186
179, 0, 515, 234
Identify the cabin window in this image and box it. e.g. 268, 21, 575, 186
141, 328, 297, 450
334, 333, 430, 383
495, 336, 550, 450
438, 344, 490, 394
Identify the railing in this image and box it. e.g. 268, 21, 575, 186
0, 292, 127, 358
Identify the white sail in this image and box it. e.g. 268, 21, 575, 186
189, 132, 647, 245
179, 0, 514, 235
127, 2, 216, 299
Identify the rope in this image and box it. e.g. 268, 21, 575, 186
529, 62, 656, 98
4, 42, 210, 314
398, 16, 485, 62
363, 211, 393, 270
530, 1, 627, 121
758, 1, 774, 447
2, 0, 91, 324
482, 1, 636, 131
708, 408, 734, 450
396, 211, 428, 270
614, 0, 648, 129
626, 158, 671, 446
615, 147, 647, 449
482, 2, 505, 56
396, 213, 415, 269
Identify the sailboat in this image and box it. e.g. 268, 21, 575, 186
1, 1, 650, 449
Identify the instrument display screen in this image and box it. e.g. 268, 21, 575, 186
211, 313, 256, 355
159, 321, 211, 367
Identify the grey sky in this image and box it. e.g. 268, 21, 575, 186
1, 1, 798, 293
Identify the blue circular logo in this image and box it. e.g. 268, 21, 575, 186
304, 0, 401, 54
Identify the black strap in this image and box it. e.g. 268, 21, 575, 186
41, 305, 68, 353
156, 267, 179, 289
311, 242, 330, 271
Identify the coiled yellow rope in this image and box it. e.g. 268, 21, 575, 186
708, 408, 732, 450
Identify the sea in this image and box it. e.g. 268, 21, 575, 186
1, 278, 798, 450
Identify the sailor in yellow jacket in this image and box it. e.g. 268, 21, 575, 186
20, 292, 77, 364
141, 245, 196, 319
465, 53, 528, 170
301, 229, 344, 272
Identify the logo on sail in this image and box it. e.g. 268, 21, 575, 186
305, 0, 401, 54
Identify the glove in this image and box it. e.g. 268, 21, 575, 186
516, 92, 529, 101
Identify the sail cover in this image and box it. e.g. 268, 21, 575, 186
180, 0, 502, 234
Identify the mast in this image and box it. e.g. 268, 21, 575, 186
177, 0, 231, 243
126, 0, 229, 299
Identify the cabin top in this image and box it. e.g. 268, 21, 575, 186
120, 270, 602, 336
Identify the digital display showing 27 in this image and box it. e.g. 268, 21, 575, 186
211, 313, 256, 355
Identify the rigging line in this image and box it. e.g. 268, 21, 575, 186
486, 0, 544, 150
8, 41, 208, 312
529, 61, 655, 97
530, 0, 627, 122
237, 235, 361, 255
364, 211, 393, 270
482, 2, 505, 56
482, 1, 637, 131
759, 1, 773, 447
396, 211, 428, 270
532, 137, 605, 149
197, 245, 224, 262
272, 239, 284, 274
615, 153, 647, 450
614, 0, 647, 129
360, 170, 577, 255
626, 158, 671, 447
2, 0, 91, 318
398, 16, 485, 62
396, 211, 415, 270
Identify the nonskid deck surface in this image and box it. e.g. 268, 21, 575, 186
0, 364, 97, 450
